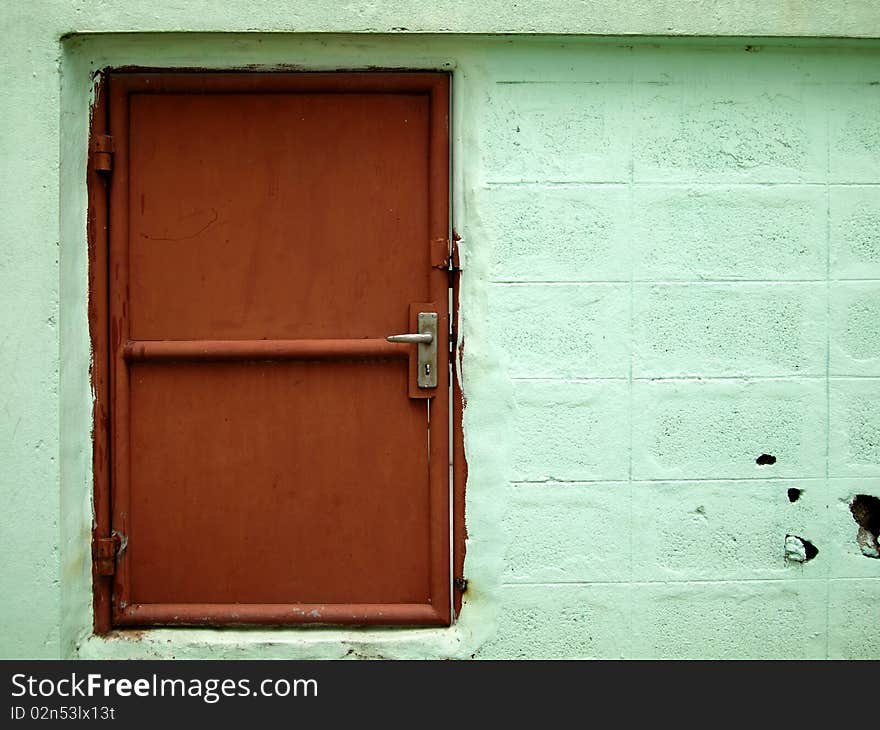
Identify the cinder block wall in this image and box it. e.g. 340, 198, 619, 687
470, 44, 880, 658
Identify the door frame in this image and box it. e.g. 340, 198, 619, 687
88, 69, 466, 633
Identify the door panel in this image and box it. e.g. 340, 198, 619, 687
103, 72, 451, 626
128, 92, 431, 340
128, 360, 431, 605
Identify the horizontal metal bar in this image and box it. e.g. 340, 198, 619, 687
115, 603, 447, 627
122, 339, 409, 362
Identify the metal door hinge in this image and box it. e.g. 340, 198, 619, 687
431, 233, 462, 274
449, 231, 462, 274
92, 532, 124, 576
91, 134, 114, 174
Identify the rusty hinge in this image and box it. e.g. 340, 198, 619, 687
91, 134, 114, 174
92, 532, 123, 576
449, 231, 462, 273
431, 232, 462, 274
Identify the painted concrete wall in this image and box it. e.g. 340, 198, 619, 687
473, 41, 880, 659
2, 3, 880, 659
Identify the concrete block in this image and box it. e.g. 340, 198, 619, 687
830, 282, 880, 376
482, 82, 631, 183
629, 580, 827, 658
485, 43, 633, 85
633, 83, 826, 183
630, 480, 827, 582
502, 482, 630, 583
632, 185, 826, 281
827, 479, 880, 579
830, 186, 880, 279
632, 45, 829, 88
632, 378, 827, 480
830, 378, 880, 477
476, 584, 632, 659
489, 283, 629, 378
481, 185, 630, 282
511, 379, 630, 481
827, 579, 880, 658
632, 283, 826, 378
828, 84, 880, 183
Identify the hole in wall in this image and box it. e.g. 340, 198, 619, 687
784, 534, 819, 563
803, 540, 819, 561
787, 488, 802, 503
849, 494, 880, 559
756, 453, 777, 466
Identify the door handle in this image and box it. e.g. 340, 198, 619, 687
386, 312, 438, 388
386, 333, 433, 344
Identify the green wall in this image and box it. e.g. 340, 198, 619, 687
2, 3, 880, 658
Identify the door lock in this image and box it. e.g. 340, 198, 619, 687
387, 312, 438, 388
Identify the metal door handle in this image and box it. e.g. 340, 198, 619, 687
386, 312, 438, 388
386, 333, 433, 344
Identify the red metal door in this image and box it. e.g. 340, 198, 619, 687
95, 72, 452, 626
